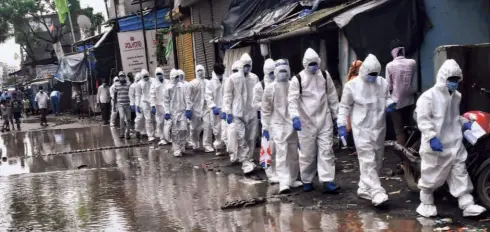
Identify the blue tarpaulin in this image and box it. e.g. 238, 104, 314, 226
118, 9, 171, 32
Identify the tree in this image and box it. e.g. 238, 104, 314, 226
0, 0, 104, 66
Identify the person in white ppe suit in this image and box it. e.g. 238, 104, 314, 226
223, 54, 259, 174
150, 67, 171, 145
205, 63, 226, 154
130, 73, 146, 136
135, 69, 156, 142
253, 58, 278, 183
221, 61, 242, 162
262, 59, 302, 193
415, 59, 486, 217
186, 64, 214, 152
288, 48, 339, 193
337, 54, 395, 206
164, 69, 189, 157
110, 76, 120, 127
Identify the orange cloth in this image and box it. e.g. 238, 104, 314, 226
345, 60, 363, 132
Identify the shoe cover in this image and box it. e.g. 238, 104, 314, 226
357, 188, 371, 201
416, 203, 437, 217
372, 193, 388, 206
148, 136, 156, 142
204, 146, 214, 153
265, 168, 278, 183
158, 140, 168, 146
279, 185, 291, 194
173, 151, 182, 157
290, 181, 303, 188
462, 204, 486, 217
242, 161, 256, 174
230, 153, 238, 163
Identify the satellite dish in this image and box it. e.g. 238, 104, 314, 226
77, 15, 92, 39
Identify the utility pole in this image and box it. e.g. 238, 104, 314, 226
138, 0, 151, 72
65, 0, 77, 46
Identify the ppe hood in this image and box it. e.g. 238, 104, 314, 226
195, 65, 206, 78
169, 69, 179, 81
358, 54, 381, 82
232, 60, 244, 72
141, 69, 150, 78
274, 59, 290, 79
113, 76, 119, 82
302, 48, 321, 70
263, 58, 275, 81
240, 53, 253, 69
155, 67, 164, 76
436, 59, 463, 87
134, 73, 142, 82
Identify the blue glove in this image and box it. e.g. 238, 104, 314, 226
212, 107, 220, 115
292, 117, 302, 131
137, 106, 141, 113
386, 103, 397, 113
263, 130, 270, 140
338, 126, 347, 138
130, 105, 135, 112
429, 137, 443, 152
463, 121, 473, 132
164, 113, 171, 120
258, 111, 261, 120
221, 112, 227, 120
151, 106, 156, 114
227, 114, 233, 124
185, 110, 192, 119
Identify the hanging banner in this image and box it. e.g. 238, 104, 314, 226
117, 30, 148, 75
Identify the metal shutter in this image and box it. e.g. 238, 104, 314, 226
176, 18, 196, 81
191, 1, 215, 77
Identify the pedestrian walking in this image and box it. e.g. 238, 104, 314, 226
11, 92, 22, 130
205, 63, 226, 155
338, 54, 395, 207
150, 67, 171, 145
23, 97, 31, 117
50, 90, 61, 115
223, 54, 260, 174
114, 71, 132, 139
163, 69, 188, 157
110, 76, 119, 127
262, 59, 303, 194
97, 79, 111, 125
386, 39, 417, 145
288, 48, 340, 193
415, 59, 486, 217
344, 60, 363, 148
135, 69, 156, 142
186, 64, 213, 152
34, 87, 50, 126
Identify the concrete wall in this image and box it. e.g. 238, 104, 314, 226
420, 0, 490, 90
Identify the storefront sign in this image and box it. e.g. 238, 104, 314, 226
117, 31, 148, 75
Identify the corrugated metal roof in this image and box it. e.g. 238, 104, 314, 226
256, 0, 362, 39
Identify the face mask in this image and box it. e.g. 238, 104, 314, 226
197, 70, 204, 78
179, 75, 184, 82
232, 69, 238, 73
366, 75, 377, 83
143, 76, 149, 81
277, 72, 288, 82
157, 74, 164, 82
268, 72, 275, 81
243, 66, 250, 74
307, 65, 319, 74
446, 81, 458, 91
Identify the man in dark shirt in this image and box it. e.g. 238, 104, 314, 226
11, 92, 22, 130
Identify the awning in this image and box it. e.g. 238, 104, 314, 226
332, 0, 430, 64
256, 1, 361, 42
118, 8, 171, 32
217, 0, 299, 43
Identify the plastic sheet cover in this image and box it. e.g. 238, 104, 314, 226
220, 0, 298, 42
55, 53, 88, 83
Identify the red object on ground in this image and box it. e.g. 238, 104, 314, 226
463, 111, 490, 134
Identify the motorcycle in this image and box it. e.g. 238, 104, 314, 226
387, 84, 490, 209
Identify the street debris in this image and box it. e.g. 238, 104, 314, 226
341, 168, 354, 173
221, 197, 266, 210
435, 218, 453, 224
433, 226, 451, 231
457, 227, 488, 232
388, 190, 401, 195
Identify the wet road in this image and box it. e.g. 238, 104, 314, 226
0, 127, 479, 231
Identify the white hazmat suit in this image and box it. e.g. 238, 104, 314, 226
110, 76, 119, 127
415, 59, 486, 217
135, 69, 156, 141
186, 65, 213, 152
223, 54, 259, 174
164, 69, 189, 157
254, 58, 278, 183
222, 61, 242, 162
150, 67, 171, 145
205, 70, 226, 151
337, 54, 393, 206
130, 73, 145, 135
288, 48, 339, 190
262, 59, 302, 193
